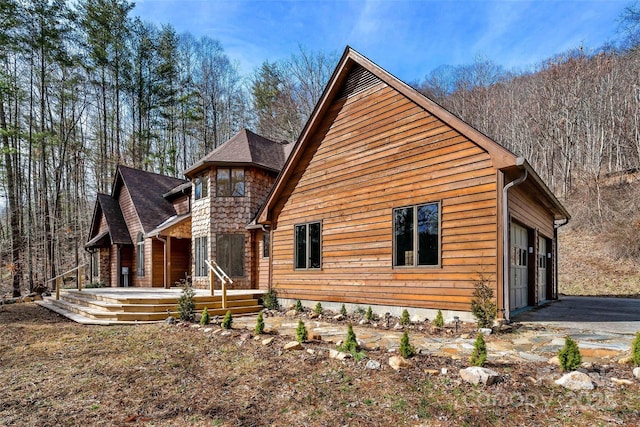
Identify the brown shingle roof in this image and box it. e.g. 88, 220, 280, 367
184, 129, 290, 177
116, 166, 189, 234
86, 193, 132, 247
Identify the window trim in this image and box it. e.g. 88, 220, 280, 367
392, 201, 441, 269
262, 233, 270, 258
294, 221, 322, 270
216, 167, 245, 197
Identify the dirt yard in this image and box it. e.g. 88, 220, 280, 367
1, 303, 639, 426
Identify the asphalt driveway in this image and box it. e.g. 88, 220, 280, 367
514, 296, 640, 335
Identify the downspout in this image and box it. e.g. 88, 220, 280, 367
155, 235, 168, 288
502, 158, 528, 323
553, 218, 570, 300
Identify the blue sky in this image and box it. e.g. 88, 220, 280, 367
133, 0, 630, 82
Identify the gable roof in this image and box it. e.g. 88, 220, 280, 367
258, 46, 569, 224
115, 166, 189, 235
86, 193, 132, 247
184, 128, 290, 177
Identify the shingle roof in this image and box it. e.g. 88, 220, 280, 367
116, 166, 189, 234
184, 129, 290, 176
86, 193, 132, 247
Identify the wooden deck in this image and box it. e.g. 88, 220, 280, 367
38, 287, 265, 325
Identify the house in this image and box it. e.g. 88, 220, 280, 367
256, 47, 570, 321
86, 129, 290, 292
86, 47, 569, 322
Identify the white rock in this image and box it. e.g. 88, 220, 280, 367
555, 371, 595, 391
389, 355, 412, 370
306, 348, 316, 355
333, 314, 344, 321
329, 349, 349, 360
285, 310, 298, 317
478, 328, 493, 335
283, 341, 303, 351
611, 377, 633, 386
459, 366, 501, 385
365, 360, 381, 370
203, 328, 214, 333
358, 318, 369, 325
547, 356, 560, 366
633, 367, 640, 379
262, 337, 275, 346
441, 368, 448, 375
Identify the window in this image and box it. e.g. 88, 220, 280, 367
136, 232, 145, 276
263, 233, 270, 258
393, 202, 440, 267
217, 234, 245, 277
217, 168, 244, 197
194, 174, 208, 200
194, 236, 208, 277
294, 222, 321, 269
92, 251, 99, 277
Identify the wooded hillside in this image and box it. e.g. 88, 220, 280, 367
1, 0, 639, 296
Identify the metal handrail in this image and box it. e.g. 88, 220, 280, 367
47, 263, 88, 300
204, 260, 233, 309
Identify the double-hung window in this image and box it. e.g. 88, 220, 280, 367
216, 168, 245, 197
294, 222, 321, 269
393, 202, 440, 267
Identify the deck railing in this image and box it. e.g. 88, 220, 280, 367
47, 264, 88, 300
204, 260, 233, 309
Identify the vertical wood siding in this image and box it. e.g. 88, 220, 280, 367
271, 82, 500, 311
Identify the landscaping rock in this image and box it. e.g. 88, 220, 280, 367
424, 369, 439, 375
283, 341, 303, 351
555, 371, 595, 391
459, 333, 471, 339
459, 367, 500, 386
308, 312, 319, 319
633, 367, 640, 379
285, 310, 298, 317
262, 337, 275, 346
388, 355, 411, 370
547, 356, 560, 366
240, 333, 252, 341
220, 330, 232, 337
611, 377, 633, 386
329, 349, 349, 360
203, 328, 214, 333
393, 322, 403, 330
307, 331, 322, 341
358, 318, 369, 325
365, 360, 381, 370
333, 314, 344, 321
478, 328, 493, 335
306, 348, 316, 355
164, 316, 176, 324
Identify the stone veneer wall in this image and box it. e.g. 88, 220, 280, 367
190, 167, 277, 290
99, 247, 111, 286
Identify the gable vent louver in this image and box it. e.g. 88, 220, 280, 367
336, 65, 381, 100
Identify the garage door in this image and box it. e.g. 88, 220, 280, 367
538, 236, 547, 302
510, 223, 529, 311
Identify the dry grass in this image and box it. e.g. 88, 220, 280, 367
1, 304, 639, 426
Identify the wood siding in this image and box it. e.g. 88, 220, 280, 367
270, 82, 501, 312
509, 185, 554, 239
118, 185, 150, 287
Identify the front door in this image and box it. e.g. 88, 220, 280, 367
510, 223, 529, 311
537, 236, 547, 302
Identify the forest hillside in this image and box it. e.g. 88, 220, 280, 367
1, 0, 640, 297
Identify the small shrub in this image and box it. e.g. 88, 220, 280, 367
433, 309, 444, 328
470, 276, 497, 329
200, 307, 210, 325
632, 332, 640, 366
339, 324, 359, 353
296, 320, 307, 343
558, 336, 582, 371
221, 310, 233, 329
85, 281, 106, 289
314, 302, 323, 315
263, 289, 279, 310
469, 333, 487, 367
294, 299, 303, 312
340, 304, 348, 317
400, 309, 411, 326
177, 284, 196, 321
399, 331, 416, 358
255, 311, 265, 335
355, 307, 366, 316
365, 306, 373, 321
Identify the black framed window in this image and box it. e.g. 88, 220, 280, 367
263, 233, 270, 258
217, 234, 245, 277
194, 236, 208, 277
393, 202, 440, 267
294, 222, 321, 269
217, 168, 244, 197
194, 174, 208, 200
136, 232, 145, 276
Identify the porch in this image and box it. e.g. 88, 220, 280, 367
38, 287, 265, 325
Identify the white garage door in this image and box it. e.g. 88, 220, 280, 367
510, 223, 529, 311
538, 237, 547, 302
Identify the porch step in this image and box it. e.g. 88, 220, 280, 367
38, 288, 264, 325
